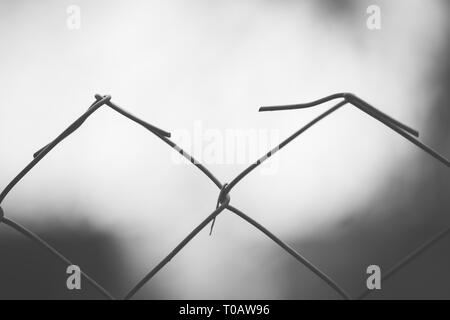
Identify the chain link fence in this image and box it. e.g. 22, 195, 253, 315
0, 93, 448, 300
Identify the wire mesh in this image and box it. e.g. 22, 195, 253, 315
0, 93, 448, 300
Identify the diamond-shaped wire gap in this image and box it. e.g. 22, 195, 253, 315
0, 216, 115, 299
0, 94, 171, 299
0, 213, 126, 299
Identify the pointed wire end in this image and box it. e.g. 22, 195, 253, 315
259, 104, 312, 112
33, 145, 48, 159
0, 206, 4, 220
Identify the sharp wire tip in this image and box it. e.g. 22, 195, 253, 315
347, 95, 420, 138
209, 217, 216, 236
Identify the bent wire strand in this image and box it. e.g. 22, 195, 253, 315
357, 225, 450, 300
0, 94, 171, 300
0, 212, 115, 300
93, 94, 171, 138
227, 205, 351, 300
348, 95, 449, 166
209, 183, 229, 235
3, 94, 348, 300
0, 94, 347, 300
260, 93, 419, 137
255, 93, 450, 297
6, 99, 335, 300
226, 92, 448, 199
1, 95, 108, 204
0, 94, 170, 204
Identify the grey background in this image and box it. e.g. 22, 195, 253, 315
0, 0, 449, 299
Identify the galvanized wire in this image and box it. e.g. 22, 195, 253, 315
0, 93, 449, 300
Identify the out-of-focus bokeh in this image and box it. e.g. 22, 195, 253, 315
0, 0, 449, 299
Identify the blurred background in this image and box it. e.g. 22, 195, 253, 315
0, 0, 449, 299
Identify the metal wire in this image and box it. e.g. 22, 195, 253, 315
227, 205, 351, 300
0, 93, 449, 300
357, 225, 450, 300
0, 94, 170, 300
224, 99, 348, 194
260, 93, 448, 167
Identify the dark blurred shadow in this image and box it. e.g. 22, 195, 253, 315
0, 210, 165, 300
